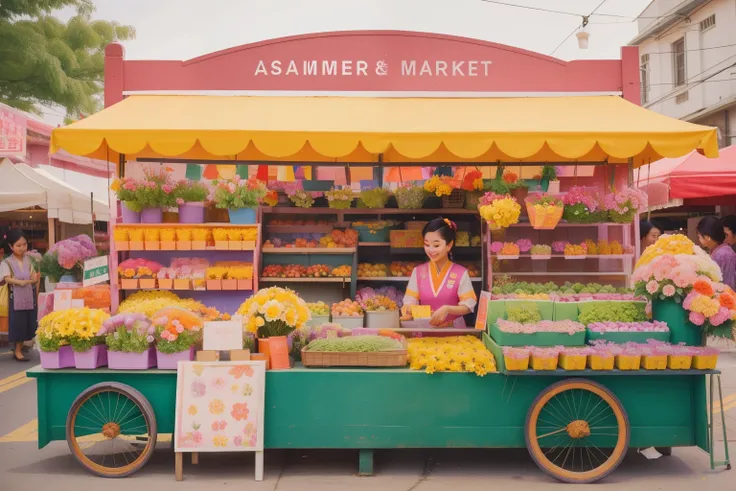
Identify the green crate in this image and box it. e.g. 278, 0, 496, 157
586, 329, 671, 344
553, 302, 580, 321
482, 332, 507, 373
489, 322, 586, 347
352, 225, 390, 243
485, 300, 507, 329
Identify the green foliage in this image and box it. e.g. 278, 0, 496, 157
541, 164, 557, 181
156, 328, 200, 354
491, 281, 624, 296
484, 179, 510, 195
578, 302, 647, 325
213, 181, 266, 210
394, 185, 426, 209
0, 1, 135, 116
506, 302, 542, 324
69, 335, 103, 352
38, 335, 64, 352
306, 336, 402, 352
105, 326, 150, 353
563, 203, 608, 224
174, 181, 209, 203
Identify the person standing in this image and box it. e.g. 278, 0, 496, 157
0, 230, 40, 362
696, 217, 736, 291
722, 215, 736, 251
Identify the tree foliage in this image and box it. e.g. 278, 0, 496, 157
0, 0, 135, 116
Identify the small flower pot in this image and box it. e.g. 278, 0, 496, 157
160, 240, 176, 250
642, 355, 667, 370
141, 208, 163, 224
139, 278, 156, 289
616, 355, 641, 371
178, 202, 205, 224
159, 279, 174, 290
222, 279, 237, 290
206, 279, 222, 290
176, 240, 192, 250
589, 354, 614, 371
668, 355, 692, 370
128, 241, 143, 251
237, 279, 253, 290
74, 345, 108, 369
108, 347, 156, 370
121, 278, 138, 290
192, 240, 207, 250
174, 279, 191, 290
121, 202, 141, 223
40, 345, 75, 369
693, 354, 718, 370
115, 240, 129, 251
251, 352, 270, 369
156, 346, 195, 369
228, 208, 257, 224
266, 336, 290, 370
144, 240, 160, 251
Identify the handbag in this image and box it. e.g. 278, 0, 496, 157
0, 259, 11, 317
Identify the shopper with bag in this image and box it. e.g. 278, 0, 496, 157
0, 230, 40, 362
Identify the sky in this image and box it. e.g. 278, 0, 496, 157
46, 0, 652, 194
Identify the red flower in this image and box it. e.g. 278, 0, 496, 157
231, 403, 250, 421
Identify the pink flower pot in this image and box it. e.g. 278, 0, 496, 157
108, 347, 156, 369
40, 345, 75, 369
121, 202, 141, 223
156, 346, 195, 369
74, 345, 108, 369
141, 208, 163, 224
178, 202, 206, 224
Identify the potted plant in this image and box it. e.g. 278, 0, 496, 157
363, 295, 400, 329
359, 188, 391, 209
424, 175, 461, 208
563, 186, 605, 223
40, 234, 97, 283
133, 168, 177, 223
325, 187, 354, 209
288, 189, 315, 208
152, 307, 203, 369
213, 176, 268, 224
111, 177, 143, 223
174, 179, 209, 224
394, 183, 427, 209
603, 187, 648, 223
478, 192, 520, 229
101, 313, 157, 369
66, 308, 110, 369
36, 310, 74, 369
540, 164, 559, 193
503, 171, 529, 209
461, 170, 484, 210
525, 193, 564, 230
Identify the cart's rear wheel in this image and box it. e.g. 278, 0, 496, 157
525, 379, 629, 484
66, 382, 157, 478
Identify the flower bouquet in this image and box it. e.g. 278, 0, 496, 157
135, 168, 177, 223
100, 313, 157, 369
562, 186, 605, 223
603, 186, 648, 224
461, 170, 485, 210
324, 187, 355, 209
525, 193, 563, 229
152, 307, 203, 369
491, 241, 520, 259
118, 258, 163, 290
174, 179, 210, 223
692, 346, 719, 370
288, 189, 317, 208
238, 287, 310, 339
111, 177, 143, 223
37, 308, 108, 369
40, 234, 97, 283
564, 242, 588, 259
359, 187, 392, 209
478, 192, 520, 229
213, 176, 268, 224
364, 295, 400, 329
394, 183, 427, 209
530, 244, 552, 260
407, 336, 496, 376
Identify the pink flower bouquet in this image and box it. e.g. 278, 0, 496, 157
40, 234, 97, 282
563, 186, 605, 223
587, 321, 669, 333
603, 186, 648, 224
497, 319, 584, 335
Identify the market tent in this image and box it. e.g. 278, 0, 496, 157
635, 145, 736, 210
0, 158, 48, 212
50, 95, 718, 167
0, 159, 109, 223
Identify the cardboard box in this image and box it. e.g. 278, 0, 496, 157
196, 350, 220, 362
230, 349, 251, 361
159, 279, 174, 290
222, 279, 237, 290
139, 278, 156, 289
242, 241, 256, 250
238, 279, 253, 290
174, 279, 191, 290
215, 241, 229, 250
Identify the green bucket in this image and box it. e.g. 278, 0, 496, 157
652, 298, 704, 346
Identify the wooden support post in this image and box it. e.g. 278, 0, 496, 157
255, 451, 264, 481
358, 449, 374, 476
175, 452, 183, 481
191, 452, 199, 465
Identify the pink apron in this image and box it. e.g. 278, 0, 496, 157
416, 262, 468, 328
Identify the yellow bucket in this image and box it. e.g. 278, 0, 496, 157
693, 354, 718, 370
642, 355, 667, 370
504, 355, 530, 371
616, 355, 641, 371
668, 355, 693, 370
531, 355, 558, 371
589, 354, 614, 370
559, 354, 587, 371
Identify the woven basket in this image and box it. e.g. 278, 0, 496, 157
442, 189, 465, 208
301, 347, 407, 367
464, 191, 483, 210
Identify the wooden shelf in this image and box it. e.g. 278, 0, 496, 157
357, 276, 483, 283
498, 272, 628, 276
358, 242, 391, 247
491, 254, 634, 259
259, 277, 349, 283
121, 288, 253, 292
262, 247, 356, 254
261, 207, 479, 216
267, 225, 335, 234
116, 222, 257, 228
506, 221, 631, 228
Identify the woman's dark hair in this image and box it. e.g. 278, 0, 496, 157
722, 215, 736, 233
6, 229, 26, 247
423, 218, 457, 258
697, 216, 726, 243
640, 220, 663, 240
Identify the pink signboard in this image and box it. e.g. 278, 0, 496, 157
0, 106, 27, 158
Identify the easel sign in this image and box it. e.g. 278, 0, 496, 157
174, 360, 266, 481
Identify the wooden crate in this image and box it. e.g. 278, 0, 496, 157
301, 347, 407, 368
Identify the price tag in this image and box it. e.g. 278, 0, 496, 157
203, 321, 243, 351
474, 291, 491, 330
53, 290, 72, 311
83, 256, 109, 287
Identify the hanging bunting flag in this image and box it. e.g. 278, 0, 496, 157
256, 165, 269, 181
236, 165, 249, 179
216, 165, 237, 179
202, 164, 219, 180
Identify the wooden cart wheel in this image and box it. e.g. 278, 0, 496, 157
66, 382, 158, 478
525, 379, 630, 484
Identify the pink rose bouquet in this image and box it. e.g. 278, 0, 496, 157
562, 186, 605, 223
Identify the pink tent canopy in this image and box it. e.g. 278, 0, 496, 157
636, 145, 736, 209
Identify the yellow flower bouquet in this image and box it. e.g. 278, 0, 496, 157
478, 192, 521, 229
407, 336, 497, 376
237, 287, 311, 338
423, 176, 454, 197
37, 308, 110, 353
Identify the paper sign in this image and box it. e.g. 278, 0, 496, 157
53, 290, 72, 311
203, 321, 244, 351
83, 256, 109, 287
474, 291, 491, 330
360, 180, 379, 191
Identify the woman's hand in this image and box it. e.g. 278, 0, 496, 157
430, 306, 449, 326
31, 272, 40, 283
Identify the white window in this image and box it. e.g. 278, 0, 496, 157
672, 38, 686, 87
699, 14, 715, 31
640, 54, 650, 105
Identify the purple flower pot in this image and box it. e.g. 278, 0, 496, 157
141, 208, 163, 224
178, 202, 206, 224
156, 346, 195, 369
121, 202, 141, 223
228, 207, 257, 224
40, 345, 75, 369
74, 345, 108, 369
108, 347, 156, 370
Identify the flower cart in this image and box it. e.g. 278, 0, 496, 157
30, 92, 731, 484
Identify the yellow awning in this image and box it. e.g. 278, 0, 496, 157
51, 95, 718, 167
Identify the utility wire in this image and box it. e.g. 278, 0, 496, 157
550, 0, 607, 56
477, 0, 684, 20
647, 60, 736, 107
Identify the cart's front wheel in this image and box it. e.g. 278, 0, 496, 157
66, 382, 158, 478
525, 379, 629, 484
